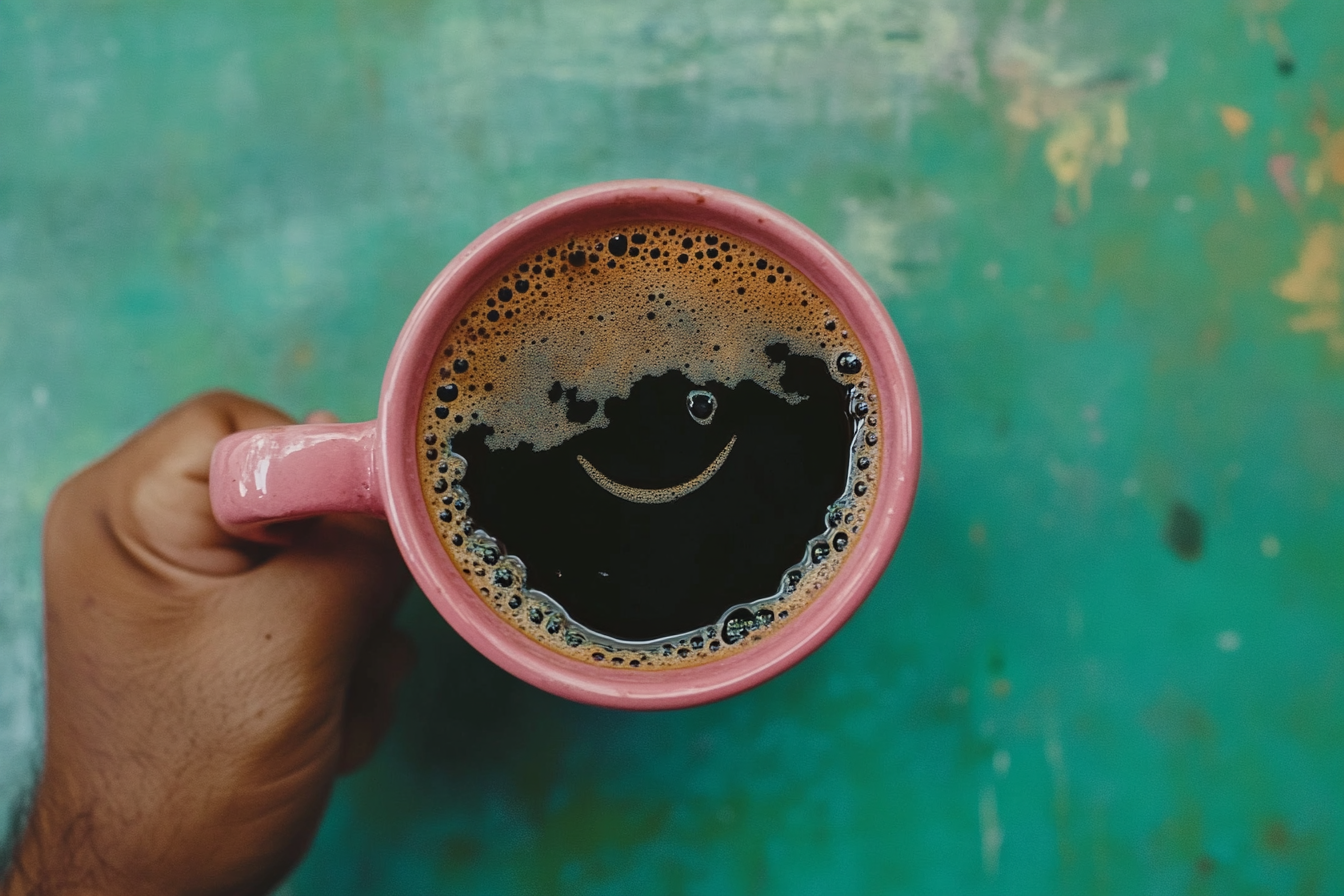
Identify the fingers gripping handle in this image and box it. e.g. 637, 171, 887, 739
209, 421, 384, 542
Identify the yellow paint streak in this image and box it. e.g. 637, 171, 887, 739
1305, 161, 1325, 197
1304, 112, 1344, 196
1274, 222, 1344, 354
1234, 184, 1256, 215
1219, 105, 1252, 138
991, 33, 1152, 221
1328, 130, 1344, 185
1042, 102, 1129, 218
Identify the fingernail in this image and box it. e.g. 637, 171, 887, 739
305, 409, 340, 424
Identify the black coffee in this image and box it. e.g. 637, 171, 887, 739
418, 223, 881, 669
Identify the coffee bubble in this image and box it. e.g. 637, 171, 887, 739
687, 390, 716, 424
419, 222, 881, 669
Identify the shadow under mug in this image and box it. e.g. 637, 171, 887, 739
209, 180, 921, 710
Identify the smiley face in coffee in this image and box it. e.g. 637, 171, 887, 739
418, 224, 880, 669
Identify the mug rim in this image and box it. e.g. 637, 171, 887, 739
378, 179, 921, 709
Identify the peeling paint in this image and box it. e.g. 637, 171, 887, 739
1305, 112, 1344, 196
1274, 222, 1344, 354
1268, 153, 1301, 206
1240, 0, 1296, 72
990, 15, 1165, 221
1219, 105, 1252, 138
837, 191, 954, 296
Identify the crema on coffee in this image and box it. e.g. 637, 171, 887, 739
418, 223, 881, 669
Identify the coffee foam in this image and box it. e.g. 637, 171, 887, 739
418, 222, 881, 669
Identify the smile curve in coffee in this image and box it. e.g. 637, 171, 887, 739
576, 435, 737, 505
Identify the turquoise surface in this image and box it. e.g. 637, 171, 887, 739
2, 1, 1341, 893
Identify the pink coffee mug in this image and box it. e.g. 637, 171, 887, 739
209, 180, 920, 710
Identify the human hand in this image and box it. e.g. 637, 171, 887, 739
3, 392, 412, 896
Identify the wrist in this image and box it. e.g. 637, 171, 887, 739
1, 775, 167, 896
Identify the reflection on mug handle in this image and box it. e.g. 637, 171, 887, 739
209, 421, 384, 543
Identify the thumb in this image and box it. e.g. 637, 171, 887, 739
96, 390, 295, 578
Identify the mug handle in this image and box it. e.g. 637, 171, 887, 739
209, 421, 385, 543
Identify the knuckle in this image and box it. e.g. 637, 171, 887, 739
45, 473, 84, 527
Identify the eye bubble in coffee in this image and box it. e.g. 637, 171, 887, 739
417, 223, 881, 669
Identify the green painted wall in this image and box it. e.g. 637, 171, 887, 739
2, 1, 1341, 893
